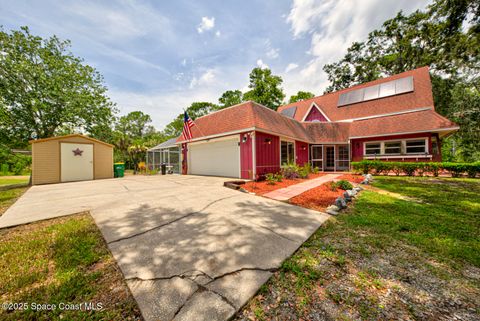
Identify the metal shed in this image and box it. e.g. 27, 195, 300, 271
146, 138, 180, 174
29, 134, 114, 185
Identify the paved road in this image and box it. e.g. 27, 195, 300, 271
0, 175, 329, 321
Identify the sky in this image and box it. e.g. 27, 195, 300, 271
0, 0, 431, 130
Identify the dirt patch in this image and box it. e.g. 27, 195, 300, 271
363, 185, 424, 203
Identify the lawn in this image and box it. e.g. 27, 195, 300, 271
235, 176, 480, 320
0, 187, 28, 216
0, 213, 142, 320
0, 176, 29, 186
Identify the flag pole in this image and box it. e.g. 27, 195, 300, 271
183, 108, 206, 138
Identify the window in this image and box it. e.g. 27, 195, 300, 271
406, 140, 426, 154
337, 145, 349, 169
281, 141, 294, 165
384, 141, 401, 154
365, 143, 381, 155
311, 145, 323, 170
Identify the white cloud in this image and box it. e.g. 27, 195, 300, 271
283, 0, 431, 95
189, 69, 216, 88
285, 63, 299, 73
266, 47, 279, 59
256, 59, 269, 69
215, 30, 221, 37
197, 16, 215, 33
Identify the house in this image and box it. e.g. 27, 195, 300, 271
176, 67, 459, 179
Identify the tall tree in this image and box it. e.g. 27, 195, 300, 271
289, 91, 315, 103
322, 0, 480, 161
218, 90, 243, 108
0, 26, 116, 148
163, 102, 217, 138
243, 67, 285, 110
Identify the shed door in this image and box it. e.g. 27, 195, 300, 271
61, 143, 94, 182
188, 138, 240, 178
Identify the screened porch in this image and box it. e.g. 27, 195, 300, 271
146, 138, 181, 174
310, 144, 350, 171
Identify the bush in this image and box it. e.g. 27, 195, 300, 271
1, 164, 8, 175
281, 163, 300, 179
298, 166, 309, 179
332, 180, 353, 190
464, 162, 480, 178
351, 160, 480, 178
265, 173, 277, 185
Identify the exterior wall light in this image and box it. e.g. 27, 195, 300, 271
265, 138, 272, 144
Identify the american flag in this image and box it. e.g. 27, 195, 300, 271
182, 111, 195, 140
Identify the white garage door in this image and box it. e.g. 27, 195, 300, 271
61, 143, 94, 182
188, 138, 240, 178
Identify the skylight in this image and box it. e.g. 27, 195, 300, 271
280, 106, 297, 118
337, 76, 414, 107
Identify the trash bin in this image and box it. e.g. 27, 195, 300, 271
161, 163, 167, 175
114, 163, 125, 178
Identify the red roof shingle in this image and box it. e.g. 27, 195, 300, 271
278, 66, 435, 122
176, 67, 458, 143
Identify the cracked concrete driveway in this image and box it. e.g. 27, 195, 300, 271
0, 175, 329, 321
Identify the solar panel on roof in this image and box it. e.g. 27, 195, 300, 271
337, 76, 415, 107
280, 106, 297, 118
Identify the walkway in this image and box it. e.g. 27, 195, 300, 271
263, 173, 343, 201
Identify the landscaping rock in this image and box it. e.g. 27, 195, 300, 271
326, 209, 339, 216
354, 186, 363, 192
346, 189, 356, 197
326, 205, 340, 212
343, 191, 352, 202
335, 197, 347, 209
366, 174, 373, 181
361, 179, 369, 185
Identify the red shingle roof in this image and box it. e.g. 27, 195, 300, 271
278, 66, 434, 122
349, 109, 458, 138
176, 67, 458, 143
177, 101, 311, 142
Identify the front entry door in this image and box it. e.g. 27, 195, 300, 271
61, 143, 94, 182
325, 146, 335, 171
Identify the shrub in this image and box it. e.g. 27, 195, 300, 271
265, 173, 277, 185
312, 166, 320, 174
401, 163, 417, 176
1, 163, 8, 175
442, 162, 465, 178
391, 162, 402, 176
281, 163, 299, 179
465, 162, 480, 178
298, 166, 309, 179
332, 180, 353, 190
426, 162, 441, 177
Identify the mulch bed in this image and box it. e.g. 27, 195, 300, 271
243, 173, 325, 195
337, 173, 364, 184
289, 182, 344, 211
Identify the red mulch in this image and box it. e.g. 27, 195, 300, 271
243, 173, 325, 195
337, 174, 364, 184
289, 182, 344, 211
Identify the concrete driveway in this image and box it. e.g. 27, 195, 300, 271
0, 175, 329, 321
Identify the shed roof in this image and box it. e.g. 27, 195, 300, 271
29, 134, 114, 147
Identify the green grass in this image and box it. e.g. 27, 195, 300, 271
0, 214, 141, 320
0, 177, 29, 186
235, 176, 480, 321
0, 187, 28, 216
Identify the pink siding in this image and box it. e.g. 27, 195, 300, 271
255, 132, 280, 176
240, 132, 254, 179
295, 141, 309, 166
351, 133, 436, 162
305, 106, 328, 122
